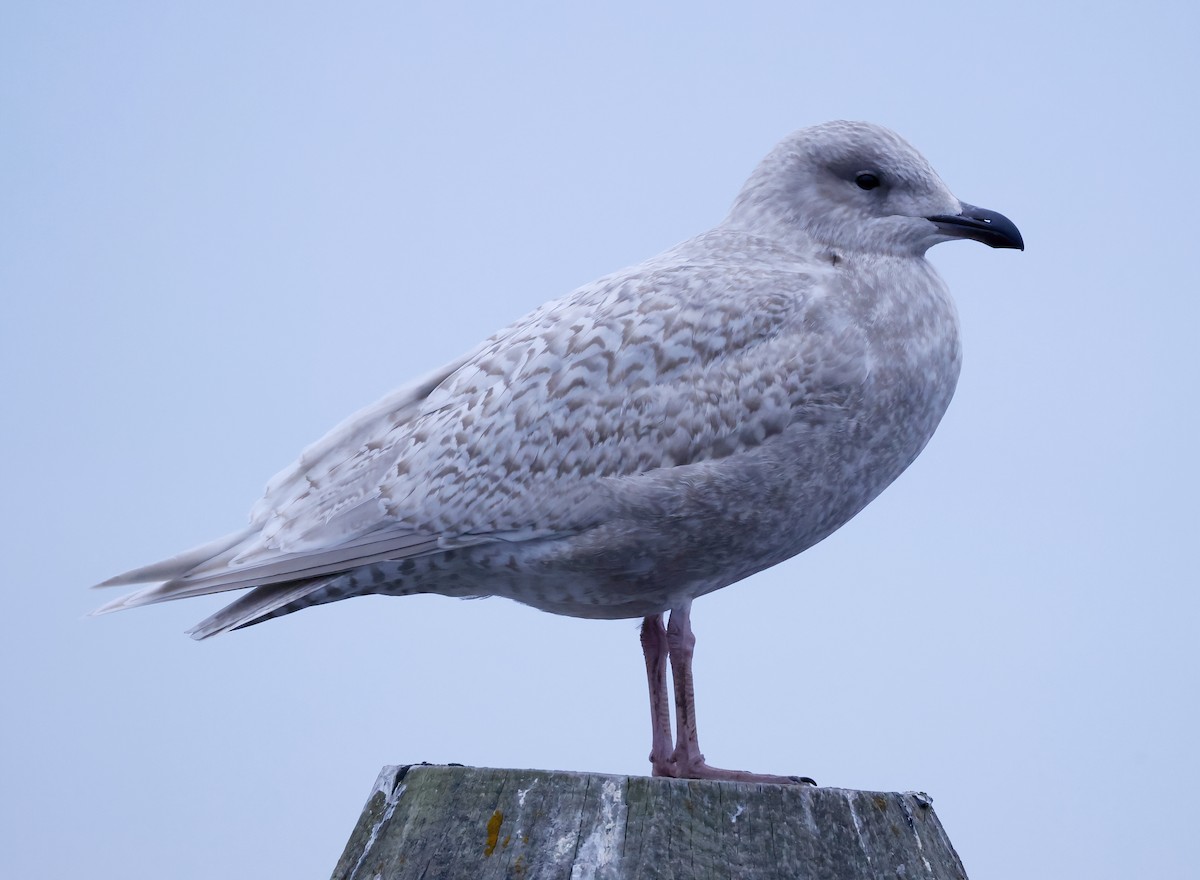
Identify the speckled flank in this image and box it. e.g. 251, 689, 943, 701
92, 120, 1011, 645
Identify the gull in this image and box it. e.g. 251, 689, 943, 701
94, 121, 1023, 783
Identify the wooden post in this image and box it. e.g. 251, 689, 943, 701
331, 764, 968, 879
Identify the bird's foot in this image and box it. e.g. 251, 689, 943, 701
650, 750, 815, 785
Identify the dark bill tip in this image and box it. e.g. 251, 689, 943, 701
928, 202, 1024, 251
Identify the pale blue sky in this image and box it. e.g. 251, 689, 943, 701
3, 3, 1196, 878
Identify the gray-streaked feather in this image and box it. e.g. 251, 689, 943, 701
95, 529, 253, 588
186, 579, 339, 640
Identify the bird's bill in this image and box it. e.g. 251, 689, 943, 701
927, 202, 1024, 250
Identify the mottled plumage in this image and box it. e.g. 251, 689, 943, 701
94, 121, 1022, 781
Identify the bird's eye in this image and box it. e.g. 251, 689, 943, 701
855, 172, 882, 190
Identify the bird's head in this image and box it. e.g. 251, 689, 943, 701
728, 120, 1023, 257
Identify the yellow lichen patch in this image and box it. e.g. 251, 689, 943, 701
484, 809, 504, 856
872, 795, 888, 811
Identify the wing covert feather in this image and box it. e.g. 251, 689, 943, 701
244, 241, 849, 566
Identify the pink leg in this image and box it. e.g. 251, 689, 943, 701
647, 602, 814, 785
640, 615, 675, 776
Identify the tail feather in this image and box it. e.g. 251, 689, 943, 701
189, 572, 421, 639
186, 578, 342, 640
90, 530, 445, 618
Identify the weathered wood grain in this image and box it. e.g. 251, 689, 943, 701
331, 764, 968, 880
